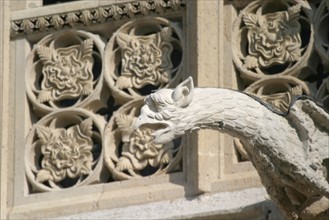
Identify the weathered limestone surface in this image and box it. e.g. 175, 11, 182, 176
136, 77, 329, 220
1, 0, 329, 219
53, 187, 284, 220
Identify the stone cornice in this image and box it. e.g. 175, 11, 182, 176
10, 0, 186, 38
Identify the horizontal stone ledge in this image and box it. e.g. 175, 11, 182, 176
53, 187, 284, 220
10, 0, 186, 38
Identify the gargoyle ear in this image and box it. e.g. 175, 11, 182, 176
172, 77, 194, 107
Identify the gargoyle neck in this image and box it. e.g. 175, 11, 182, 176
182, 88, 298, 147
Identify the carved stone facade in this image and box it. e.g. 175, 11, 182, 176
1, 0, 328, 219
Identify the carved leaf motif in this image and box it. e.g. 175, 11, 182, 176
79, 118, 93, 137
52, 15, 65, 29
66, 12, 80, 26
35, 125, 52, 144
37, 90, 53, 103
115, 114, 134, 130
80, 38, 94, 60
242, 12, 258, 29
36, 169, 53, 182
140, 1, 152, 15
244, 56, 259, 69
116, 76, 133, 89
154, 0, 167, 14
116, 157, 133, 171
288, 48, 302, 62
36, 45, 55, 63
82, 81, 93, 95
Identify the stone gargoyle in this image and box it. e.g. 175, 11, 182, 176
135, 77, 329, 220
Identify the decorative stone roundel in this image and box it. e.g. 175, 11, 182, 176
104, 98, 182, 180
245, 76, 310, 112
26, 30, 105, 114
25, 109, 105, 192
232, 0, 314, 81
104, 17, 183, 104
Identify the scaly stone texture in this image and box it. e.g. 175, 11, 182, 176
136, 77, 329, 220
1, 0, 329, 219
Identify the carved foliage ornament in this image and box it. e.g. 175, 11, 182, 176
232, 0, 313, 80
115, 28, 173, 89
232, 1, 315, 160
242, 4, 302, 69
26, 30, 104, 112
10, 0, 186, 38
115, 114, 174, 171
245, 76, 310, 112
25, 17, 184, 193
104, 99, 182, 180
25, 110, 105, 192
36, 39, 94, 103
105, 17, 183, 104
35, 118, 93, 183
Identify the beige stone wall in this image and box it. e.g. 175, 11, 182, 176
1, 0, 328, 219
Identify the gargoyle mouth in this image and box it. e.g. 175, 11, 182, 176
135, 122, 172, 144
137, 122, 168, 132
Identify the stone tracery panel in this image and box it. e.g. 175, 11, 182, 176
104, 17, 183, 104
232, 0, 329, 160
26, 30, 105, 113
232, 0, 313, 82
25, 109, 105, 192
23, 9, 185, 193
104, 99, 182, 180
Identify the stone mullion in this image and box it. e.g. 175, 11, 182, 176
185, 0, 221, 193
0, 1, 11, 219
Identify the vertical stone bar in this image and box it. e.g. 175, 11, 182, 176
0, 1, 10, 219
186, 0, 221, 193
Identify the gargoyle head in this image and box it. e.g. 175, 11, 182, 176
135, 77, 194, 144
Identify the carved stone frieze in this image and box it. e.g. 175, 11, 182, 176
25, 109, 106, 192
10, 0, 186, 38
104, 99, 182, 180
104, 17, 183, 104
26, 30, 105, 114
232, 0, 313, 80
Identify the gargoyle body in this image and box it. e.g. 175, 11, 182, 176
135, 77, 329, 220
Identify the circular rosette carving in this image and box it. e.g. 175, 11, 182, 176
232, 0, 313, 81
245, 76, 310, 113
314, 0, 329, 68
26, 30, 105, 114
104, 17, 183, 104
104, 99, 182, 180
25, 109, 105, 192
